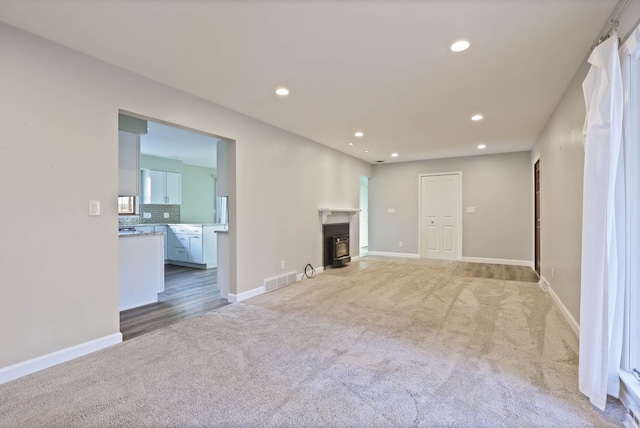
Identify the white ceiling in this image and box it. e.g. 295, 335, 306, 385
0, 0, 620, 164
140, 121, 218, 168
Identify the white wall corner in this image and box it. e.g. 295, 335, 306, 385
0, 333, 122, 385
547, 282, 580, 337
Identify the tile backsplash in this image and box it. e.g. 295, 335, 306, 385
118, 216, 140, 226
139, 204, 181, 224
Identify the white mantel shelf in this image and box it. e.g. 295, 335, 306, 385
319, 208, 360, 224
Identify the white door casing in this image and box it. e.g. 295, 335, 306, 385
360, 178, 369, 248
419, 173, 462, 260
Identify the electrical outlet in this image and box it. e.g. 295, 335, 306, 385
163, 213, 170, 219
280, 260, 285, 270
399, 241, 404, 248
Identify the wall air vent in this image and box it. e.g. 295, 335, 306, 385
263, 271, 298, 293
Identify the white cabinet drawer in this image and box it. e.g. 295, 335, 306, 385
173, 234, 189, 249
169, 247, 189, 262
169, 226, 202, 234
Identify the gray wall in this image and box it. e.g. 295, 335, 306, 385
0, 22, 371, 370
369, 152, 533, 262
528, 0, 640, 326
530, 62, 588, 324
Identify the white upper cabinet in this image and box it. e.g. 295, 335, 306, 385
118, 131, 140, 196
149, 170, 166, 204
165, 172, 181, 204
141, 169, 181, 204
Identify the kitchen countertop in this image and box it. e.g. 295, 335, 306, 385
118, 231, 165, 238
128, 223, 228, 227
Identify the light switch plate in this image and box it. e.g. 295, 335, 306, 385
89, 200, 100, 216
387, 208, 395, 214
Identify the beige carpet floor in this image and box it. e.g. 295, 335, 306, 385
0, 257, 627, 427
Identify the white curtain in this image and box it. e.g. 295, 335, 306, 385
579, 32, 626, 411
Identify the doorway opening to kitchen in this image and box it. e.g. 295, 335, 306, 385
117, 112, 233, 340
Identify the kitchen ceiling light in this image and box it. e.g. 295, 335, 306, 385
477, 144, 487, 149
364, 150, 369, 153
471, 114, 484, 121
450, 40, 470, 52
275, 87, 290, 96
354, 131, 364, 138
391, 153, 399, 157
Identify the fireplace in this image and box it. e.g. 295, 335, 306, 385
323, 223, 350, 268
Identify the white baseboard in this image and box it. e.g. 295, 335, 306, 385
538, 275, 550, 292
461, 257, 533, 268
0, 333, 122, 385
547, 283, 580, 337
365, 251, 420, 259
228, 286, 264, 303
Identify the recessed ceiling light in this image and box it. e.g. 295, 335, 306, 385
364, 150, 369, 153
450, 40, 470, 52
354, 131, 364, 138
391, 153, 399, 157
275, 87, 290, 96
477, 144, 486, 149
349, 142, 354, 146
471, 114, 484, 121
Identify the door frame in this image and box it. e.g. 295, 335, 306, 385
533, 155, 541, 276
418, 172, 463, 260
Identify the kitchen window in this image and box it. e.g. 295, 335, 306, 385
118, 196, 136, 215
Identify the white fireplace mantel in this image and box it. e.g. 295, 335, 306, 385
319, 208, 360, 224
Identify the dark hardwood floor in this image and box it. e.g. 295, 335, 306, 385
120, 265, 229, 341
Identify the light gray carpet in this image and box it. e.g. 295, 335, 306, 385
0, 258, 626, 427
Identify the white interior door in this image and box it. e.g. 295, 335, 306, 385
420, 173, 461, 260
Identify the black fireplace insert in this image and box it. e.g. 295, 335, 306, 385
322, 223, 350, 268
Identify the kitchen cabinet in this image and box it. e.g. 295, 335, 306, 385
167, 225, 218, 268
165, 172, 181, 204
118, 234, 164, 311
141, 169, 181, 204
118, 131, 140, 196
154, 225, 168, 260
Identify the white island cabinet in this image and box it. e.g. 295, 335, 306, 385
166, 224, 224, 269
118, 233, 164, 311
